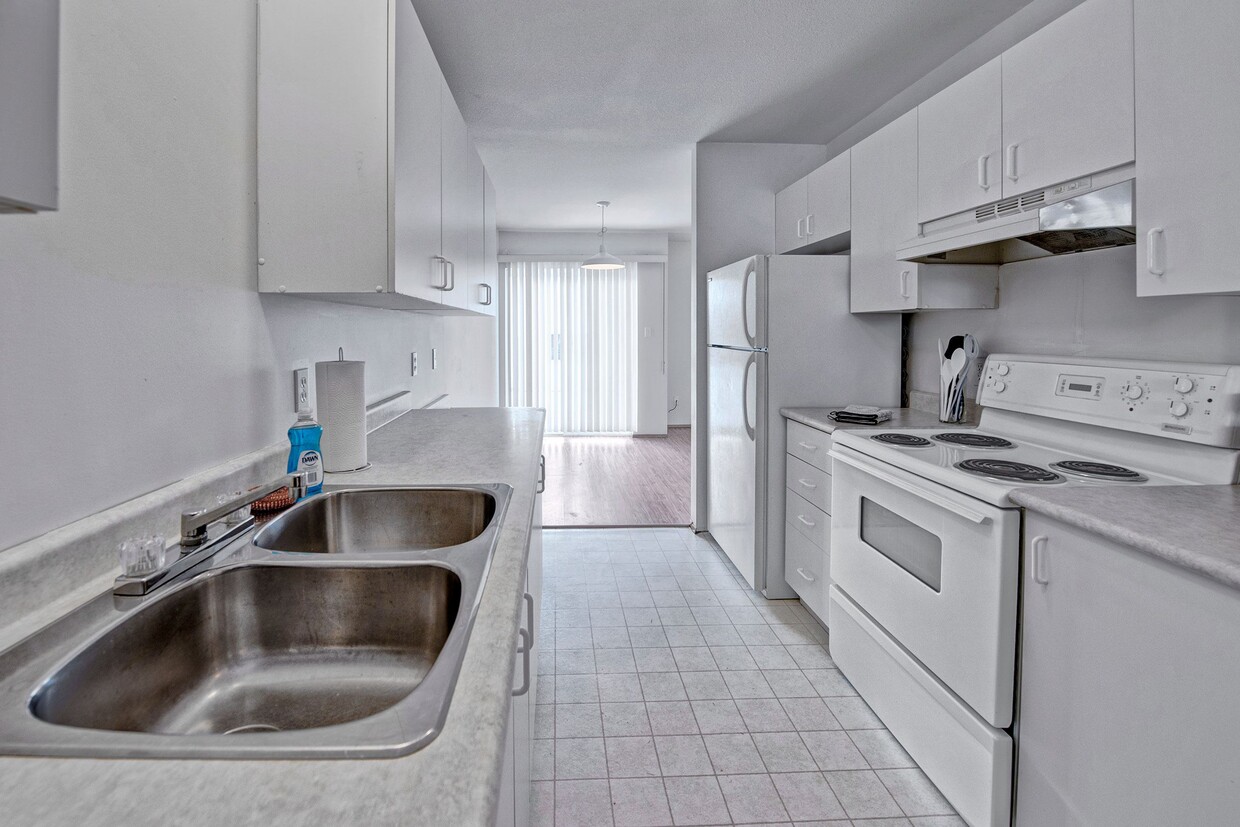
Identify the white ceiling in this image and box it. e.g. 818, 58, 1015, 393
410, 0, 1040, 233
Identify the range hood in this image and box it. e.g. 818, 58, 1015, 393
899, 171, 1135, 264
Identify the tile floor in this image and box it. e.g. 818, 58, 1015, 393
534, 527, 962, 827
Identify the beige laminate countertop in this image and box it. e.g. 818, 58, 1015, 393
781, 405, 958, 434
0, 407, 546, 827
1011, 485, 1240, 592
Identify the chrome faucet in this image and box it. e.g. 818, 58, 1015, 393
114, 472, 310, 597
180, 472, 309, 546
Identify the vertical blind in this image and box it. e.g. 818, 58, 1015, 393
501, 260, 638, 434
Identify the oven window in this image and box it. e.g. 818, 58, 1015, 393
859, 498, 943, 592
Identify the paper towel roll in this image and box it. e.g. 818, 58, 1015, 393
316, 355, 367, 472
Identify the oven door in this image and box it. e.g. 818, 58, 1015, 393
829, 445, 1020, 727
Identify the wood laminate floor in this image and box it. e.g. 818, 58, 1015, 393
542, 428, 691, 527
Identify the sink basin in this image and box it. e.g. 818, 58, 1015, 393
30, 564, 460, 735
254, 487, 497, 553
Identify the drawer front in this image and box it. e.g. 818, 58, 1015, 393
786, 454, 831, 514
785, 519, 830, 619
787, 420, 831, 472
785, 488, 831, 551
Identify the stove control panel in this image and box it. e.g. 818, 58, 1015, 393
978, 355, 1240, 448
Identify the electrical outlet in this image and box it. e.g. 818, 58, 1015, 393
410, 351, 418, 376
432, 348, 438, 370
293, 367, 310, 413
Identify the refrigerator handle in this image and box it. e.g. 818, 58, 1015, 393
741, 260, 757, 348
742, 352, 757, 441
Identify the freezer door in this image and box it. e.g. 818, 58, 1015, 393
708, 346, 766, 589
707, 256, 767, 349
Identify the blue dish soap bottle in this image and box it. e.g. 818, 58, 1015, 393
287, 409, 324, 497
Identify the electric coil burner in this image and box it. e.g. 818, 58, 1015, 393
955, 458, 1065, 484
870, 433, 933, 447
1050, 460, 1147, 482
933, 433, 1014, 449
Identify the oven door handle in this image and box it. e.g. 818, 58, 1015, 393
829, 450, 990, 525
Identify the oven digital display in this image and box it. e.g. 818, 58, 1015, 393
1056, 374, 1104, 400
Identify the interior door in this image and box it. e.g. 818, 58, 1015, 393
1000, 0, 1134, 197
706, 257, 766, 348
707, 346, 763, 588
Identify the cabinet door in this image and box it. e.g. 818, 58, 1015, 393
774, 178, 808, 253
463, 148, 487, 313
257, 0, 389, 293
440, 78, 473, 308
1001, 0, 1134, 197
1017, 516, 1240, 825
1134, 0, 1240, 297
850, 110, 919, 312
917, 58, 1002, 222
474, 170, 499, 315
0, 0, 58, 212
392, 0, 443, 301
805, 151, 850, 242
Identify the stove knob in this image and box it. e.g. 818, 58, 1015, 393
1121, 383, 1144, 400
993, 380, 1007, 393
1169, 400, 1190, 418
996, 364, 1010, 376
1174, 376, 1195, 394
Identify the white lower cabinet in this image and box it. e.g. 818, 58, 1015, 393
1016, 513, 1240, 825
495, 487, 542, 827
783, 421, 831, 622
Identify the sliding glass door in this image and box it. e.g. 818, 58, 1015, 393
500, 260, 637, 434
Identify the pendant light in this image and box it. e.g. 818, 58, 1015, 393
581, 200, 626, 270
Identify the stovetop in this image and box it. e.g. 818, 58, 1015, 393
832, 421, 1201, 508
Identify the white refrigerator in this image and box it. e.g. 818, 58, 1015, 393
706, 255, 901, 598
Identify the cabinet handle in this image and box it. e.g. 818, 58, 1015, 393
480, 283, 493, 306
1005, 144, 1019, 182
899, 270, 911, 299
512, 626, 532, 697
797, 441, 819, 452
445, 259, 456, 291
537, 455, 546, 493
795, 567, 817, 583
796, 217, 805, 239
1147, 228, 1166, 277
796, 514, 816, 528
524, 591, 535, 642
797, 479, 818, 490
433, 255, 449, 290
806, 213, 815, 236
1031, 535, 1050, 585
977, 154, 991, 190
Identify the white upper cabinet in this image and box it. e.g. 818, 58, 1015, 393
806, 151, 851, 244
258, 0, 491, 314
851, 110, 997, 314
917, 58, 1002, 223
0, 0, 58, 213
775, 177, 808, 253
475, 170, 499, 315
1134, 0, 1240, 296
775, 151, 850, 253
1000, 0, 1134, 197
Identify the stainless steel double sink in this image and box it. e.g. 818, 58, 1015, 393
0, 484, 512, 759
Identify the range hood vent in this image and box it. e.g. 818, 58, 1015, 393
900, 172, 1136, 264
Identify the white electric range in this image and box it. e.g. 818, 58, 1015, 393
825, 354, 1240, 827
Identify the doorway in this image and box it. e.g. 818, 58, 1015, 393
500, 259, 690, 527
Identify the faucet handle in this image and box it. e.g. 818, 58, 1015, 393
181, 509, 209, 547
288, 471, 311, 500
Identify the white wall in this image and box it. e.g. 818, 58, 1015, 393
666, 237, 692, 426
691, 142, 833, 527
0, 0, 496, 552
909, 246, 1240, 398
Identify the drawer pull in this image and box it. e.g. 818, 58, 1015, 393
796, 514, 816, 528
797, 478, 818, 490
797, 441, 819, 452
795, 567, 817, 583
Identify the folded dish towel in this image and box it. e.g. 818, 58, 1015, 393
827, 405, 893, 425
